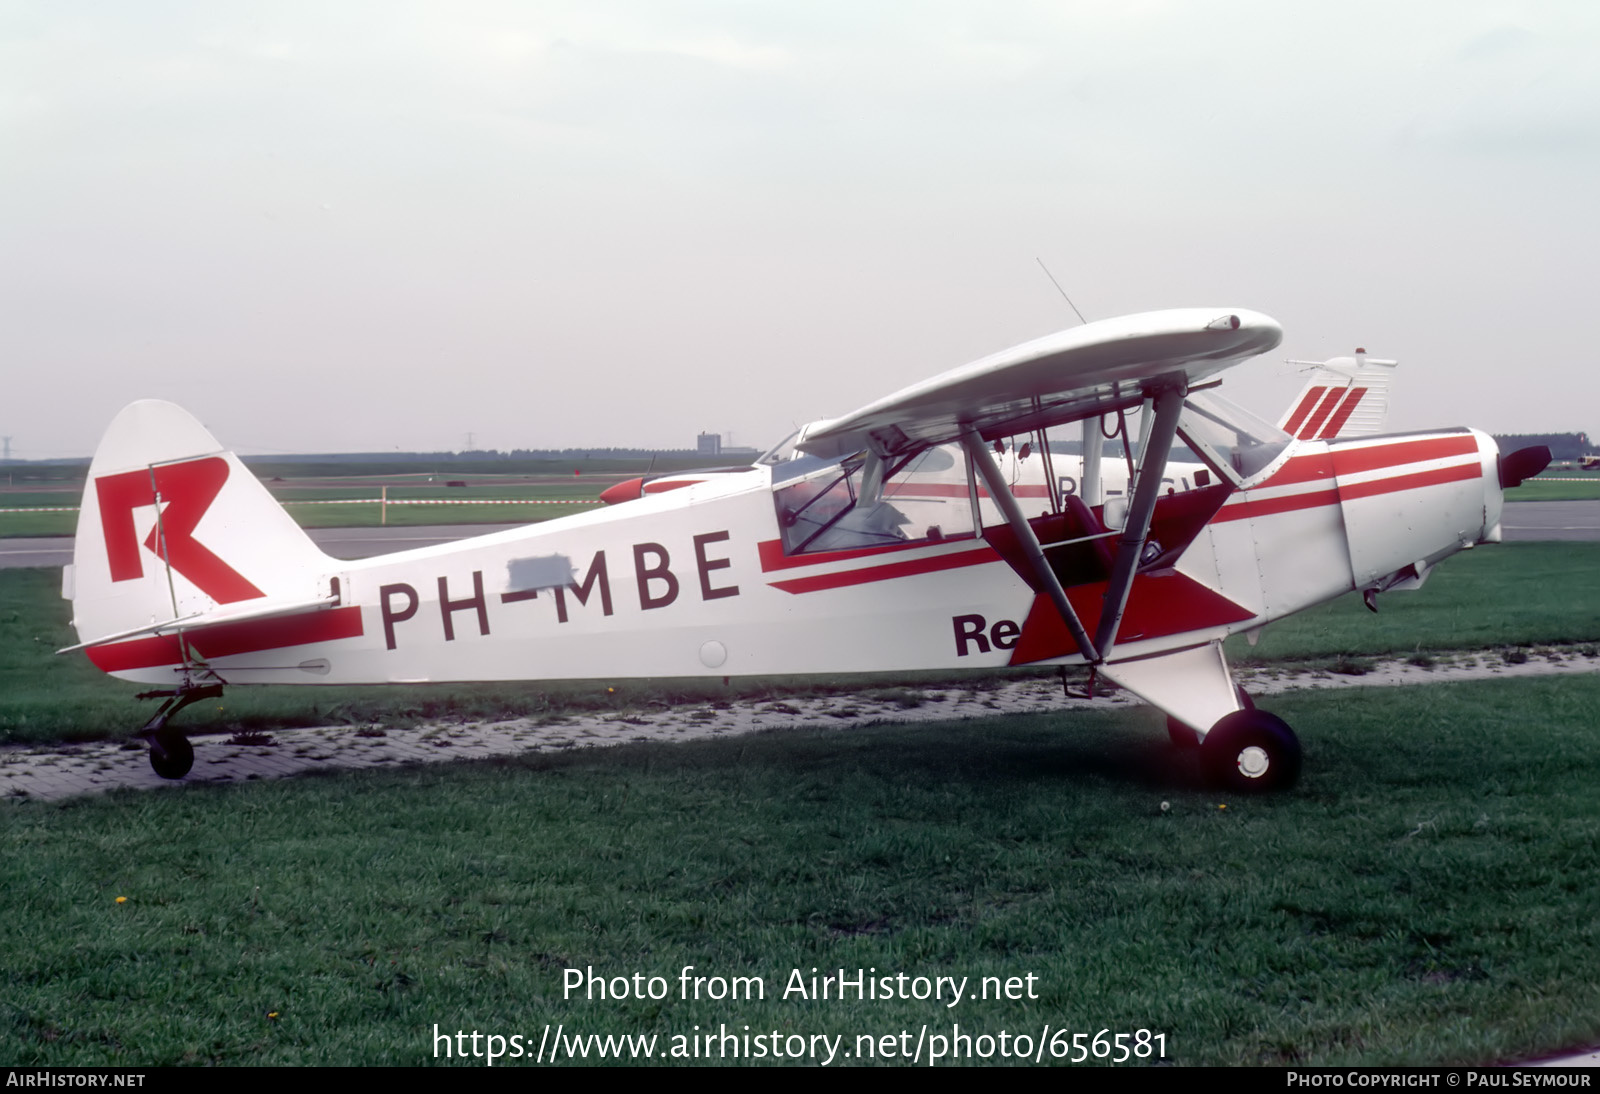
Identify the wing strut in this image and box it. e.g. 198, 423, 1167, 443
961, 428, 1098, 664
1095, 383, 1185, 661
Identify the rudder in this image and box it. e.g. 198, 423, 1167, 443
67, 400, 333, 649
1278, 351, 1398, 440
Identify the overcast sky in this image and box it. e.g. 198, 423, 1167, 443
3, 1, 1596, 458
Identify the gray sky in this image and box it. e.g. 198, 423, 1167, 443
4, 1, 1597, 458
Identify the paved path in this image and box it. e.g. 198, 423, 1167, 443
6, 645, 1599, 803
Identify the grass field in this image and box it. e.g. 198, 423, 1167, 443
1224, 541, 1600, 663
0, 453, 746, 538
4, 537, 1600, 1065
3, 677, 1599, 1066
0, 474, 621, 538
1505, 476, 1600, 502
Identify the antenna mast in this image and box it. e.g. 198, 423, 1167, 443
1035, 257, 1087, 326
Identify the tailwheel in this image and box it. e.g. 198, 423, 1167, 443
149, 728, 195, 780
135, 683, 219, 780
1166, 686, 1255, 750
1199, 709, 1301, 793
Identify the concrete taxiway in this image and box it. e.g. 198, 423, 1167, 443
1500, 500, 1600, 541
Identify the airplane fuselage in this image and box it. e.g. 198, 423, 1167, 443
82, 428, 1503, 691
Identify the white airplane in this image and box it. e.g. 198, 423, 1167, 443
61, 309, 1550, 791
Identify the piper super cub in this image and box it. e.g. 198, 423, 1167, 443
62, 309, 1550, 790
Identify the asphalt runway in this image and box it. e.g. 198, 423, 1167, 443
4, 503, 1598, 570
1500, 500, 1600, 542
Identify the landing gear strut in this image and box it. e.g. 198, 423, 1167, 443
1166, 686, 1255, 750
135, 684, 222, 780
1199, 709, 1302, 793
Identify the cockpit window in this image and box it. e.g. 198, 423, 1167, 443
757, 430, 799, 464
774, 443, 976, 554
1178, 391, 1292, 484
760, 430, 842, 485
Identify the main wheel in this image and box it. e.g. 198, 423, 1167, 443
149, 730, 194, 780
1200, 709, 1300, 793
1166, 686, 1255, 749
1165, 715, 1200, 749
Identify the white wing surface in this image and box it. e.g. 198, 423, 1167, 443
797, 308, 1282, 460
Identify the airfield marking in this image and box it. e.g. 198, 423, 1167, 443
3, 646, 1599, 804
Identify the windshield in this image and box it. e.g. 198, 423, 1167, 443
773, 443, 976, 554
1178, 391, 1292, 483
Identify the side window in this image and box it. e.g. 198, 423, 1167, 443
775, 444, 976, 555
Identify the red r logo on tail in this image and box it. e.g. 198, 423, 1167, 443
95, 457, 265, 603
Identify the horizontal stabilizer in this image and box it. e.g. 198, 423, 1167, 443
58, 593, 341, 655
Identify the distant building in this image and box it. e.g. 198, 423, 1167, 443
697, 432, 722, 456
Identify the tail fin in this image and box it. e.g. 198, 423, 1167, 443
67, 400, 333, 649
1278, 350, 1398, 440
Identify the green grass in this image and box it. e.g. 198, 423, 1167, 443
3, 677, 1600, 1065
0, 455, 743, 537
1507, 476, 1600, 502
1225, 542, 1600, 663
0, 478, 615, 538
0, 510, 79, 537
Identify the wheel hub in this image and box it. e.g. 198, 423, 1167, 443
1236, 745, 1271, 779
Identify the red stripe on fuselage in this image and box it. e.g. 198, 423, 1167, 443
85, 606, 366, 673
1214, 461, 1481, 523
1336, 462, 1483, 501
758, 534, 994, 573
767, 546, 998, 594
1329, 434, 1477, 476
1257, 434, 1478, 490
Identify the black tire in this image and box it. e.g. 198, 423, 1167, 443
1200, 709, 1301, 793
1167, 687, 1254, 749
149, 730, 194, 780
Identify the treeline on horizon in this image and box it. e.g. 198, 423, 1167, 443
1492, 433, 1592, 460
6, 434, 1593, 483
0, 447, 765, 484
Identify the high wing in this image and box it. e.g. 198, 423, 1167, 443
789, 308, 1283, 686
796, 308, 1282, 460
